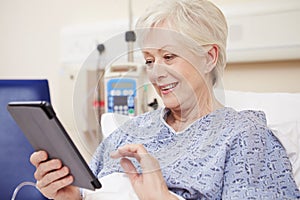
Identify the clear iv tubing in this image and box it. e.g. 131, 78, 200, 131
11, 181, 37, 200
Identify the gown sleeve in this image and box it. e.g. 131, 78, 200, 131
222, 122, 300, 199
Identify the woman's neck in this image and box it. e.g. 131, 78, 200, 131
166, 97, 223, 132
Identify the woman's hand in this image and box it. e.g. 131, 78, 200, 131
30, 150, 81, 200
110, 144, 178, 200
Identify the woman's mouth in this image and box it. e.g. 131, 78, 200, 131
159, 82, 178, 94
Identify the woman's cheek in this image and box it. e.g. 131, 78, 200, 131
147, 70, 157, 85
150, 83, 161, 97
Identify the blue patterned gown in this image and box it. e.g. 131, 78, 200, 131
90, 107, 300, 199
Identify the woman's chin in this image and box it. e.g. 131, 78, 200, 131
161, 99, 180, 110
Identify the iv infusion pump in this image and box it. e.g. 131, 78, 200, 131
104, 63, 148, 116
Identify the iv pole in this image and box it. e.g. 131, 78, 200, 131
95, 0, 135, 126
126, 0, 136, 63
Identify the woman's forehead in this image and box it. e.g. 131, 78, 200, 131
137, 28, 208, 64
142, 45, 178, 54
140, 29, 182, 47
137, 28, 204, 52
139, 32, 190, 56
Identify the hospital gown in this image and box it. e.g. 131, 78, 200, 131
90, 107, 300, 199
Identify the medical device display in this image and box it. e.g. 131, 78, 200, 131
104, 63, 147, 116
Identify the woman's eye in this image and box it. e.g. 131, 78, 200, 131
163, 54, 176, 61
145, 59, 154, 67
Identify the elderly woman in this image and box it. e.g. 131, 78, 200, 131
30, 0, 300, 199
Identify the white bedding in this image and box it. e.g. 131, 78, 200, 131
82, 173, 139, 200
82, 173, 185, 200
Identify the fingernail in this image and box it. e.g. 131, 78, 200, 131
110, 151, 117, 158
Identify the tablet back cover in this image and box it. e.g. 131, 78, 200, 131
7, 101, 101, 190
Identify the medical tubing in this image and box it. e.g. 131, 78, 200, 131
11, 181, 37, 200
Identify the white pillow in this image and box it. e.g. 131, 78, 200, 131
224, 90, 300, 124
269, 121, 300, 189
100, 113, 130, 138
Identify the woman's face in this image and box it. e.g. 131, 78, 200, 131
142, 44, 211, 111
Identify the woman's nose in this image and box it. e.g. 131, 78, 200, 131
149, 60, 168, 81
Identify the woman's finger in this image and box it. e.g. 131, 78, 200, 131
36, 166, 70, 189
34, 159, 62, 181
30, 150, 48, 167
111, 144, 160, 172
110, 144, 146, 161
38, 175, 74, 198
111, 144, 173, 200
120, 158, 140, 182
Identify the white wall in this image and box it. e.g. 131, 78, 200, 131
0, 0, 153, 107
0, 0, 155, 160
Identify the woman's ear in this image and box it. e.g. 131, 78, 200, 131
204, 44, 219, 74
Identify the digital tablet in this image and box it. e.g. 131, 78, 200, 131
7, 101, 102, 190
